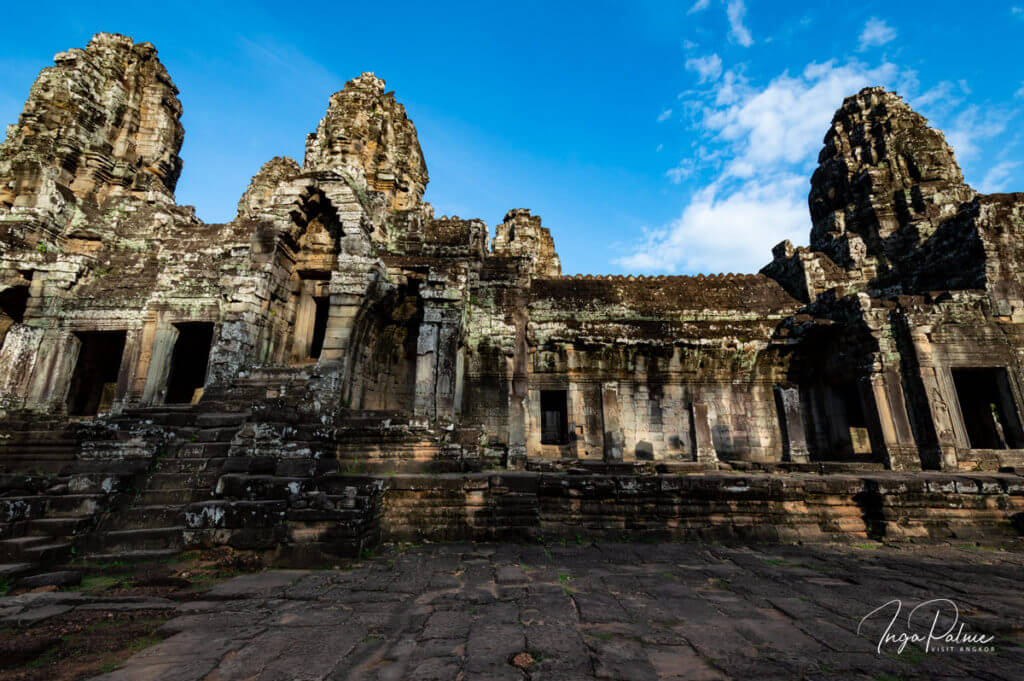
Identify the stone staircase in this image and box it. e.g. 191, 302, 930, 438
0, 365, 472, 572
0, 414, 150, 576
82, 406, 248, 562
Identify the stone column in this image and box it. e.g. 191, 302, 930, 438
909, 331, 959, 470
601, 382, 625, 461
414, 304, 461, 420
140, 324, 180, 406
25, 330, 80, 412
866, 369, 921, 471
319, 293, 361, 362
113, 327, 143, 411
289, 287, 316, 363
434, 309, 460, 420
0, 325, 43, 411
773, 386, 810, 463
689, 402, 718, 464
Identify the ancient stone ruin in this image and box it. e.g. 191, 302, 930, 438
1, 33, 1023, 569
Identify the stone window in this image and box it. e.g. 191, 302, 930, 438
67, 330, 126, 416
540, 390, 569, 445
166, 322, 214, 404
951, 368, 1024, 449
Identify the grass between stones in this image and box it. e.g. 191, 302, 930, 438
0, 547, 264, 680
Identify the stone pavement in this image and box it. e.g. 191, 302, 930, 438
37, 542, 1024, 680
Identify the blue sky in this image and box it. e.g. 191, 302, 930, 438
1, 1, 1021, 275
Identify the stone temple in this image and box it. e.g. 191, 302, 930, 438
1, 33, 1023, 568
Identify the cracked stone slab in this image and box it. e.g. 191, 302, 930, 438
54, 542, 1024, 681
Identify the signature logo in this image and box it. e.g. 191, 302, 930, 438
858, 599, 996, 655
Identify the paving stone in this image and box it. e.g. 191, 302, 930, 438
38, 542, 1021, 681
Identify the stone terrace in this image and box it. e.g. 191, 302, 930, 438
2, 542, 1011, 680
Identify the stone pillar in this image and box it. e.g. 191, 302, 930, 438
414, 305, 461, 420
289, 287, 316, 363
866, 369, 921, 471
773, 386, 810, 463
414, 321, 438, 419
434, 309, 460, 420
25, 330, 80, 412
601, 382, 625, 461
0, 325, 43, 411
919, 367, 960, 470
508, 316, 529, 461
909, 331, 959, 470
319, 293, 361, 362
689, 402, 718, 464
113, 327, 143, 411
140, 324, 180, 406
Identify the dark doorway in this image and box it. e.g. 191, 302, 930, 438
166, 322, 214, 404
67, 331, 126, 416
540, 390, 569, 445
0, 286, 28, 322
952, 368, 1024, 449
0, 286, 28, 349
309, 297, 329, 360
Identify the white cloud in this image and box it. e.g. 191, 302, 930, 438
682, 39, 699, 49
911, 81, 961, 112
943, 105, 1012, 161
858, 17, 897, 51
1016, 82, 1024, 99
685, 54, 723, 83
666, 158, 697, 184
726, 0, 754, 46
657, 108, 673, 122
1014, 6, 1024, 17
979, 161, 1021, 193
688, 0, 711, 14
616, 59, 901, 274
615, 176, 806, 273
704, 60, 897, 176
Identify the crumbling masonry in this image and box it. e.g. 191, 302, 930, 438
1, 34, 1023, 566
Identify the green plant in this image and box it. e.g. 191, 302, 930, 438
0, 576, 12, 596
558, 572, 574, 594
36, 241, 48, 254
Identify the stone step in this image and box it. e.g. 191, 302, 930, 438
104, 505, 183, 531
46, 494, 104, 517
0, 452, 78, 475
0, 562, 35, 579
156, 457, 226, 474
147, 471, 220, 491
192, 427, 239, 443
25, 516, 92, 538
23, 542, 73, 564
84, 548, 179, 564
0, 536, 49, 561
194, 412, 249, 428
99, 527, 184, 552
168, 442, 232, 459
137, 488, 214, 505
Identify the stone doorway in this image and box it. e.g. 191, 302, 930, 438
540, 390, 569, 445
290, 279, 331, 364
309, 297, 329, 360
951, 367, 1024, 449
67, 330, 126, 416
166, 322, 214, 404
0, 285, 28, 349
